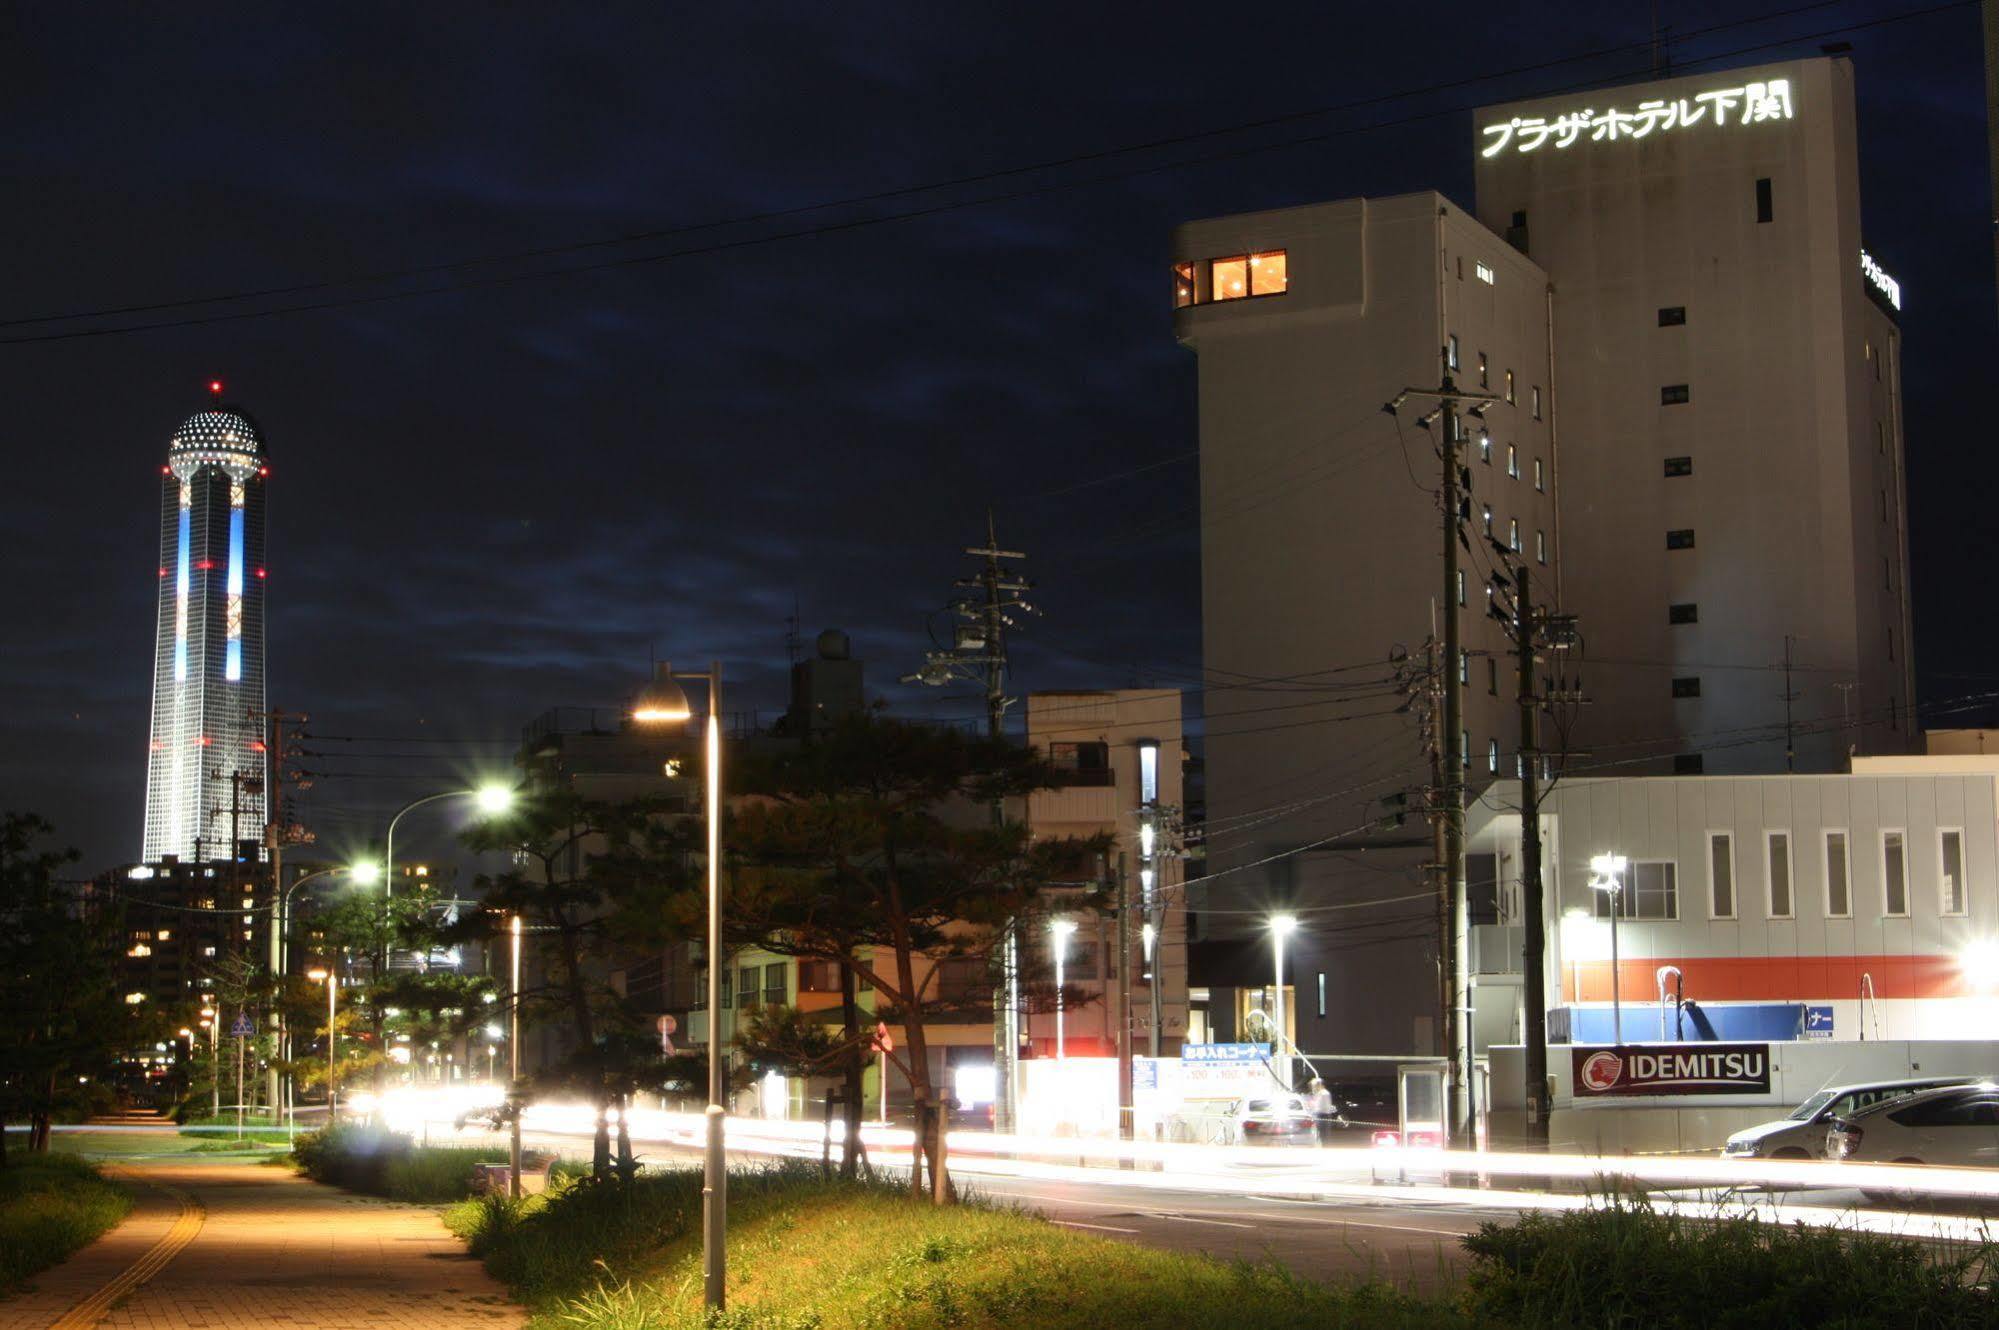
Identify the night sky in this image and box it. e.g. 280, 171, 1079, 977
5, 2, 1991, 873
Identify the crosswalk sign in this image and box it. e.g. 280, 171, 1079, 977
230, 1013, 255, 1038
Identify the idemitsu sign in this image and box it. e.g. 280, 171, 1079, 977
1572, 1044, 1771, 1097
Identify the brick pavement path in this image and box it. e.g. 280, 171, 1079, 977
1, 1161, 523, 1330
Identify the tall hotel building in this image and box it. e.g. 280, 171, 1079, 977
1175, 58, 1912, 1054
141, 395, 269, 863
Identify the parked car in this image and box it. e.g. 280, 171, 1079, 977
1226, 1093, 1318, 1146
1826, 1082, 1999, 1203
1720, 1076, 1981, 1160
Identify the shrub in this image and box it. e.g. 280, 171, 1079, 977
0, 1154, 132, 1293
1461, 1194, 1999, 1329
290, 1124, 512, 1202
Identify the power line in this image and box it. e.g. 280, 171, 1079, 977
4, 2, 1957, 345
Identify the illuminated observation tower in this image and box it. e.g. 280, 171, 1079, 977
141, 382, 269, 863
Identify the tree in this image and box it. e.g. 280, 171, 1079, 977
455, 789, 697, 1180
729, 713, 1104, 1200
0, 814, 132, 1159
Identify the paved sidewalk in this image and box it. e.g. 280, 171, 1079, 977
2, 1161, 522, 1330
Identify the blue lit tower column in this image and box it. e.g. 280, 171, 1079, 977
142, 383, 269, 863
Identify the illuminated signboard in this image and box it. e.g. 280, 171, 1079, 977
1861, 249, 1902, 312
1481, 79, 1794, 157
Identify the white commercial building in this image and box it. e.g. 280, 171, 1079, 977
1174, 56, 1914, 1060
1469, 759, 1999, 1150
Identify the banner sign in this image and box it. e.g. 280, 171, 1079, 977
1573, 1043, 1771, 1097
1181, 1043, 1270, 1064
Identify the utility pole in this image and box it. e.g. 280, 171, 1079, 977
1115, 851, 1133, 1142
903, 513, 1035, 1134
1386, 364, 1494, 1141
1487, 536, 1581, 1147
1513, 565, 1550, 1145
259, 707, 309, 1122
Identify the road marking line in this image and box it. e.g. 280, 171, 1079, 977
1052, 1220, 1142, 1234
1157, 1214, 1258, 1229
49, 1172, 205, 1330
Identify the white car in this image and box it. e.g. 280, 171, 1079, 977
1720, 1076, 1978, 1160
1226, 1093, 1318, 1146
1826, 1082, 1999, 1200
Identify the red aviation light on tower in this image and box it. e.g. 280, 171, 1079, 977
208, 380, 224, 397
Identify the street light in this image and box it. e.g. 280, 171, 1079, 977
1270, 914, 1299, 1088
1050, 919, 1078, 1060
508, 914, 523, 1200
383, 784, 517, 898
1587, 854, 1629, 1046
269, 863, 373, 1131
632, 659, 725, 1313
306, 967, 337, 1121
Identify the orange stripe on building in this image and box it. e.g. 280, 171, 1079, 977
1563, 954, 1967, 1004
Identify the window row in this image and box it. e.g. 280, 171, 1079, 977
1592, 828, 1971, 922
1475, 432, 1546, 490
1450, 340, 1542, 419
1476, 505, 1549, 563
1173, 250, 1288, 307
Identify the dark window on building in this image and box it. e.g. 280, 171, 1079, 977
1478, 352, 1489, 387
1048, 741, 1112, 786
763, 963, 787, 1007
1487, 657, 1499, 695
1674, 753, 1705, 775
1667, 529, 1696, 550
737, 965, 760, 1010
1658, 306, 1687, 326
798, 960, 842, 993
1664, 456, 1693, 477
1755, 177, 1773, 223
1532, 385, 1543, 420
1669, 602, 1699, 625
1662, 384, 1691, 405
1672, 676, 1702, 699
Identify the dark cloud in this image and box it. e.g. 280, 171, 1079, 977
2, 1, 1989, 868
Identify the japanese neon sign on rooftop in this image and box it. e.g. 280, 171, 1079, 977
1481, 79, 1795, 157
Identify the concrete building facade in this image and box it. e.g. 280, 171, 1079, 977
1172, 191, 1556, 1055
1474, 57, 1913, 772
1173, 57, 1914, 1060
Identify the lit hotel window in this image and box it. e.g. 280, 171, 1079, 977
1248, 251, 1287, 295
1181, 251, 1287, 306
1475, 261, 1495, 285
1212, 256, 1249, 300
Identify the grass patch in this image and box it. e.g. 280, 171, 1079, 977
447, 1161, 1456, 1329
1461, 1195, 1999, 1328
0, 1154, 132, 1296
176, 1114, 295, 1146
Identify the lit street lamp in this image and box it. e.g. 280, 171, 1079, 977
306, 967, 337, 1121
383, 785, 516, 897
509, 914, 523, 1200
1588, 854, 1629, 1046
1270, 914, 1299, 1087
1050, 918, 1078, 1060
632, 660, 725, 1313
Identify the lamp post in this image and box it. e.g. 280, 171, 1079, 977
633, 660, 726, 1313
1587, 855, 1628, 1046
382, 786, 516, 898
1270, 914, 1299, 1087
271, 864, 369, 1130
199, 1006, 218, 1117
1050, 919, 1078, 1060
509, 914, 523, 1201
306, 966, 337, 1121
